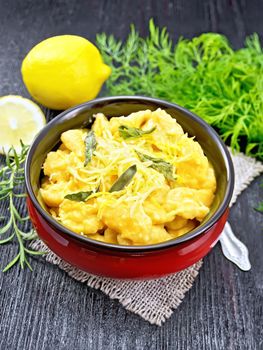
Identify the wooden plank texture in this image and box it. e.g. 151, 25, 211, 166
0, 1, 262, 349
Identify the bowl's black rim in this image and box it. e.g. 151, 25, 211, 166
25, 96, 235, 253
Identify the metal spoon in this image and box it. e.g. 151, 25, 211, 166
219, 222, 251, 271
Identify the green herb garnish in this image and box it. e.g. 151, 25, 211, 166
0, 142, 44, 272
135, 151, 175, 180
119, 125, 156, 139
84, 130, 97, 166
65, 183, 100, 202
255, 202, 263, 213
254, 183, 263, 213
109, 165, 137, 192
97, 20, 263, 160
65, 191, 93, 202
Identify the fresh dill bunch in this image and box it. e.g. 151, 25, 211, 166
0, 142, 44, 272
97, 20, 263, 160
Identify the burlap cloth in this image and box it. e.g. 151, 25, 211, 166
30, 150, 263, 325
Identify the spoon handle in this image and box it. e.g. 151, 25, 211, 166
219, 222, 251, 271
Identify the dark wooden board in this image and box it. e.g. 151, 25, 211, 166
0, 1, 262, 349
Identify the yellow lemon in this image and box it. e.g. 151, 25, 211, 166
0, 95, 46, 154
21, 35, 111, 110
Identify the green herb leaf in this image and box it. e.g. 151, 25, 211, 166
65, 191, 93, 202
2, 253, 20, 272
119, 125, 156, 139
135, 151, 175, 180
109, 165, 137, 192
254, 202, 263, 213
65, 183, 100, 202
84, 130, 97, 166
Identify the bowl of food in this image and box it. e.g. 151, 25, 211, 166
25, 96, 234, 279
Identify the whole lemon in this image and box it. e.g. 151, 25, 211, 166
21, 35, 111, 110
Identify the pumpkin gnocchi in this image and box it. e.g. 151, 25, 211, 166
40, 109, 216, 245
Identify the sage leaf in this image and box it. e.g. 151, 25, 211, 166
119, 125, 156, 139
135, 151, 175, 181
109, 165, 137, 192
84, 130, 97, 166
65, 183, 100, 202
65, 191, 93, 202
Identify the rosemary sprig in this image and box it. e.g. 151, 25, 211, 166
0, 141, 44, 272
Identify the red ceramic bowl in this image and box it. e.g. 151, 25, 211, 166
25, 96, 234, 279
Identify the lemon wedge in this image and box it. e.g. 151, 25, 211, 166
0, 95, 46, 154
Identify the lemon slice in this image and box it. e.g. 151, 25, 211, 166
0, 95, 46, 154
